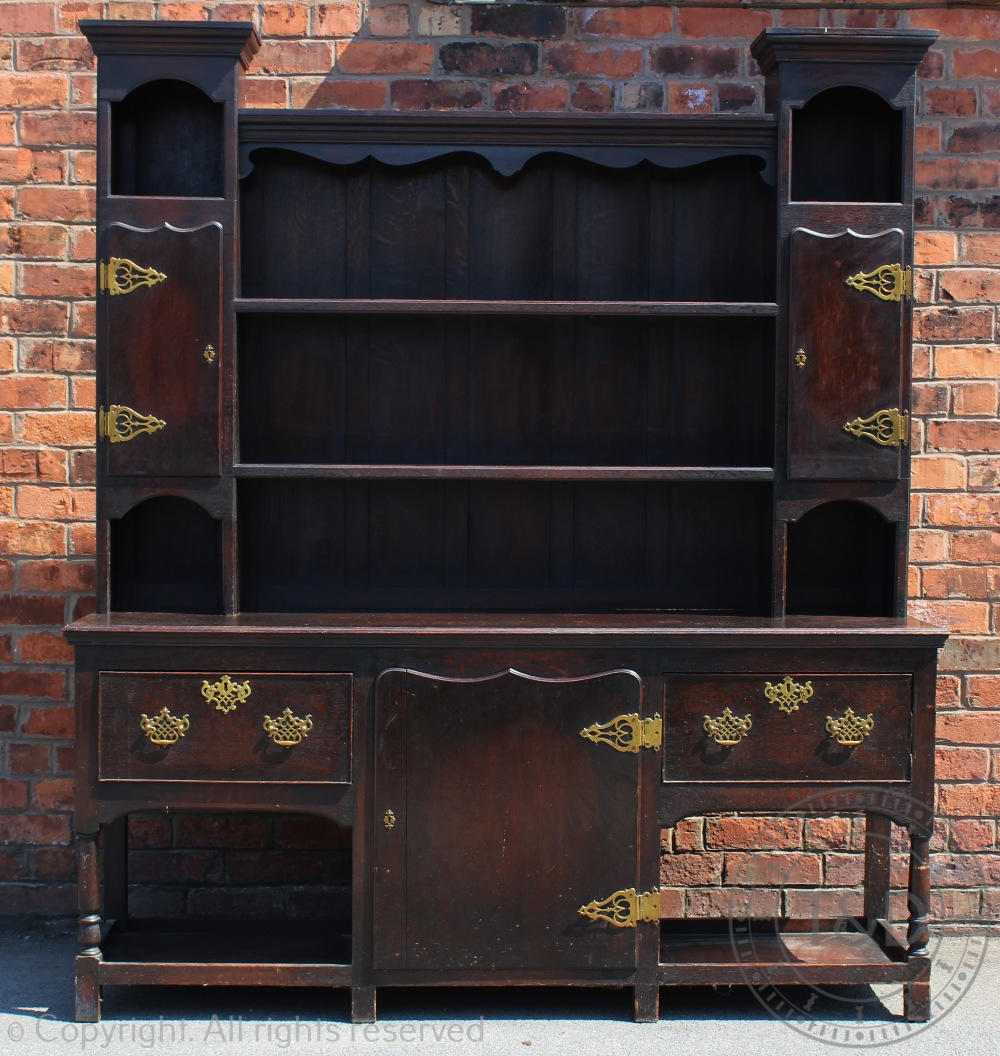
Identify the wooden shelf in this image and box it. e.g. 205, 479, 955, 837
658, 919, 912, 985
234, 464, 775, 482
234, 298, 779, 318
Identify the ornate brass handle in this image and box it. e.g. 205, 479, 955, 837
201, 675, 251, 715
826, 707, 874, 747
703, 707, 752, 747
139, 706, 190, 746
262, 707, 313, 747
764, 676, 813, 714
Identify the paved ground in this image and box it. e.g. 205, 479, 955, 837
0, 926, 997, 1056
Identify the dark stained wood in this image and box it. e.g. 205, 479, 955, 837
102, 223, 222, 477
372, 669, 642, 971
788, 228, 905, 480
72, 21, 941, 1026
98, 672, 352, 783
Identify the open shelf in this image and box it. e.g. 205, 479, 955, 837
235, 299, 779, 317
100, 918, 351, 986
234, 464, 775, 482
659, 918, 911, 985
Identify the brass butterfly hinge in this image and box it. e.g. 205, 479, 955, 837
845, 262, 911, 302
844, 407, 909, 448
580, 712, 662, 753
99, 257, 167, 296
98, 404, 166, 444
579, 887, 660, 928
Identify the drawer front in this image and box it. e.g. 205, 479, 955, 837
99, 672, 352, 783
662, 674, 911, 783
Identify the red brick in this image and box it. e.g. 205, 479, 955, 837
391, 80, 482, 110
916, 158, 998, 191
570, 82, 614, 112
312, 3, 362, 37
16, 38, 94, 72
922, 566, 997, 601
927, 421, 1000, 453
130, 849, 224, 884
937, 711, 1000, 746
953, 48, 1000, 78
16, 485, 95, 521
31, 777, 73, 811
671, 818, 704, 852
19, 338, 95, 372
9, 743, 51, 774
70, 526, 96, 559
369, 4, 410, 37
938, 784, 1000, 817
724, 851, 821, 886
577, 8, 672, 38
17, 110, 95, 148
652, 45, 739, 78
911, 599, 990, 634
940, 270, 1000, 304
914, 306, 993, 342
0, 850, 29, 881
925, 493, 1000, 528
912, 455, 966, 490
909, 9, 1000, 40
69, 227, 95, 261
0, 375, 65, 408
0, 670, 66, 700
2, 4, 56, 34
255, 41, 334, 76
471, 4, 564, 39
679, 8, 772, 38
948, 819, 995, 852
0, 814, 70, 846
31, 847, 75, 882
18, 631, 73, 664
924, 87, 976, 117
804, 817, 852, 849
968, 675, 1000, 709
493, 82, 569, 112
242, 79, 288, 108
1, 297, 69, 334
784, 887, 863, 918
262, 3, 310, 36
961, 233, 1000, 264
686, 886, 780, 917
18, 411, 95, 446
932, 888, 981, 922
953, 382, 998, 416
0, 636, 11, 662
668, 83, 714, 114
339, 41, 433, 75
823, 853, 863, 886
705, 816, 802, 850
0, 779, 29, 809
718, 83, 756, 112
6, 223, 68, 259
937, 746, 991, 781
544, 44, 642, 78
17, 186, 94, 222
0, 704, 16, 732
659, 852, 722, 886
935, 345, 999, 379
70, 74, 96, 108
914, 122, 941, 154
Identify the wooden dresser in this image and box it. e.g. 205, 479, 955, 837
68, 20, 945, 1024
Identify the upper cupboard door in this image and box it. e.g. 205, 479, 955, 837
100, 222, 222, 477
788, 228, 908, 481
372, 668, 645, 972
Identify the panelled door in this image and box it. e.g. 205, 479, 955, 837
372, 668, 650, 972
788, 228, 908, 480
100, 222, 222, 477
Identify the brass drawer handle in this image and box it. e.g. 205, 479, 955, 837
139, 706, 190, 746
703, 707, 752, 747
263, 707, 313, 747
764, 676, 813, 714
826, 707, 874, 747
201, 675, 252, 715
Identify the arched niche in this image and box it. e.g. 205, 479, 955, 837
791, 86, 903, 203
110, 496, 223, 613
112, 80, 223, 197
786, 500, 896, 617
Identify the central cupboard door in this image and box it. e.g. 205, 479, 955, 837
372, 668, 644, 971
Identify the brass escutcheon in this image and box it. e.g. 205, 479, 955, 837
764, 676, 814, 715
201, 675, 251, 715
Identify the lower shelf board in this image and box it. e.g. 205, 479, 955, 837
94, 918, 351, 987
658, 919, 915, 986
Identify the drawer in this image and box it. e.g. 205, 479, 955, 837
98, 672, 352, 783
662, 674, 911, 783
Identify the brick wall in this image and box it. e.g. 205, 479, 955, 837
1, 1, 997, 923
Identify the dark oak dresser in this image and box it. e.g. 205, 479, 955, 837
67, 20, 946, 1024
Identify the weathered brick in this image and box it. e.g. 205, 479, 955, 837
925, 493, 1000, 528
927, 421, 1000, 454
493, 82, 569, 113
339, 41, 433, 74
953, 381, 998, 416
961, 233, 1000, 264
17, 632, 74, 665
242, 79, 289, 108
937, 711, 1000, 746
940, 270, 1000, 304
652, 45, 739, 78
804, 817, 852, 850
935, 345, 999, 379
576, 8, 671, 39
922, 566, 997, 601
0, 780, 29, 810
369, 5, 411, 38
724, 851, 821, 886
968, 675, 1000, 710
913, 306, 993, 342
668, 83, 714, 114
924, 87, 976, 117
255, 41, 334, 76
173, 814, 272, 848
16, 38, 94, 72
679, 8, 772, 39
17, 185, 94, 222
686, 886, 780, 917
948, 124, 1000, 154
312, 3, 362, 37
9, 744, 51, 774
0, 375, 66, 408
916, 158, 998, 191
262, 3, 310, 37
391, 80, 482, 110
570, 82, 614, 113
938, 784, 1000, 818
705, 816, 802, 850
719, 83, 756, 112
912, 455, 966, 490
31, 778, 73, 811
3, 4, 56, 34
1, 297, 68, 333
440, 42, 536, 76
0, 814, 70, 846
659, 852, 723, 886
18, 411, 95, 446
544, 44, 641, 78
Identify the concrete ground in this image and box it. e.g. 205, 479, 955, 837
1, 926, 997, 1056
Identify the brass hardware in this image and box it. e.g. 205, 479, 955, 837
383, 809, 396, 831
826, 707, 875, 747
844, 407, 909, 448
99, 257, 167, 296
203, 343, 216, 364
262, 707, 314, 747
795, 348, 807, 368
580, 713, 662, 753
139, 706, 190, 747
703, 707, 753, 747
845, 262, 911, 303
98, 405, 166, 445
764, 676, 814, 715
201, 675, 251, 715
578, 887, 660, 928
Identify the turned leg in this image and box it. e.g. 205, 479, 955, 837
351, 985, 376, 1023
633, 984, 659, 1023
75, 831, 102, 1023
863, 812, 891, 924
903, 830, 931, 1023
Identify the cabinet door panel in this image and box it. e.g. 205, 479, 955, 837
101, 222, 222, 477
788, 228, 905, 480
373, 668, 643, 972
